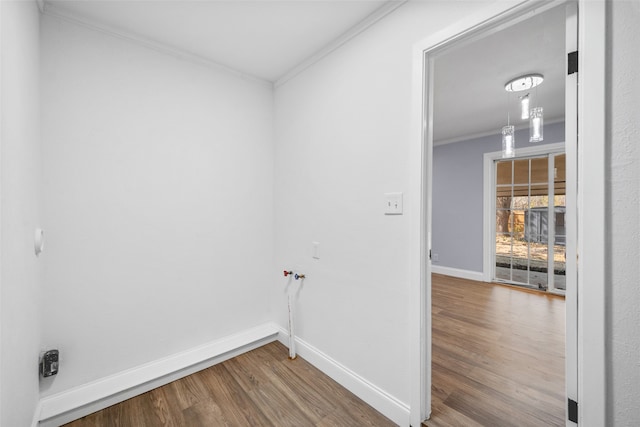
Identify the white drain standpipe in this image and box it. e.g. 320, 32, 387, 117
287, 288, 296, 359
283, 271, 305, 360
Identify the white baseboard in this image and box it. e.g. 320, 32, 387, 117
431, 265, 485, 282
31, 401, 43, 427
275, 326, 410, 426
37, 323, 279, 427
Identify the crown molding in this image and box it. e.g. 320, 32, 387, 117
39, 0, 405, 89
434, 117, 566, 146
275, 0, 407, 87
40, 1, 273, 88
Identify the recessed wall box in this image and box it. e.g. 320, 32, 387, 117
40, 349, 59, 377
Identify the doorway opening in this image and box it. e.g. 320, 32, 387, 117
410, 2, 607, 425
425, 3, 575, 425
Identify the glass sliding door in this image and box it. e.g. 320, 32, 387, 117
494, 152, 566, 291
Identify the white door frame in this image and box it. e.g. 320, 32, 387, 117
409, 1, 606, 425
0, 2, 4, 424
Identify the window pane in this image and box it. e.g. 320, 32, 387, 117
530, 184, 548, 197
496, 160, 512, 185
529, 195, 549, 208
530, 157, 549, 183
496, 233, 512, 257
511, 231, 527, 263
554, 154, 566, 181
512, 185, 530, 198
496, 186, 512, 197
512, 210, 525, 232
555, 154, 566, 196
554, 242, 566, 290
496, 209, 511, 233
513, 159, 530, 184
495, 265, 512, 281
531, 269, 548, 290
495, 232, 512, 282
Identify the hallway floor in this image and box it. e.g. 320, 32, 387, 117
425, 274, 565, 427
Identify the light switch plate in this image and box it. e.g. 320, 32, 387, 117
312, 242, 320, 259
384, 192, 403, 215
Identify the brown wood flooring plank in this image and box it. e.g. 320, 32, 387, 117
261, 342, 394, 427
196, 363, 273, 426
147, 386, 183, 427
244, 344, 338, 422
63, 341, 394, 427
425, 274, 565, 427
222, 353, 317, 426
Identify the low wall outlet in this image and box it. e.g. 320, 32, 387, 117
312, 242, 320, 259
384, 192, 403, 215
40, 349, 59, 377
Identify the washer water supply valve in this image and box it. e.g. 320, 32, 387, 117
283, 270, 306, 280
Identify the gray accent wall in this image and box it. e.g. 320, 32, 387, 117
432, 121, 565, 274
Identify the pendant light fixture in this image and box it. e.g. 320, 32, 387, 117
504, 73, 545, 146
502, 125, 515, 158
504, 74, 544, 92
530, 106, 544, 142
519, 93, 530, 120
501, 89, 515, 158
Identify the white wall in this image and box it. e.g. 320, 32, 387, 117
607, 1, 640, 424
273, 1, 488, 410
40, 15, 274, 396
0, 1, 43, 425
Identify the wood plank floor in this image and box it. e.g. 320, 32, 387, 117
424, 274, 565, 427
63, 340, 395, 427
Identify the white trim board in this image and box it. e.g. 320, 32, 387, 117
274, 327, 410, 426
576, 2, 607, 423
37, 323, 279, 427
431, 265, 484, 283
0, 0, 3, 421
30, 402, 43, 427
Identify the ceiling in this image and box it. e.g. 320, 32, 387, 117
42, 1, 566, 144
433, 5, 567, 144
43, 0, 403, 82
